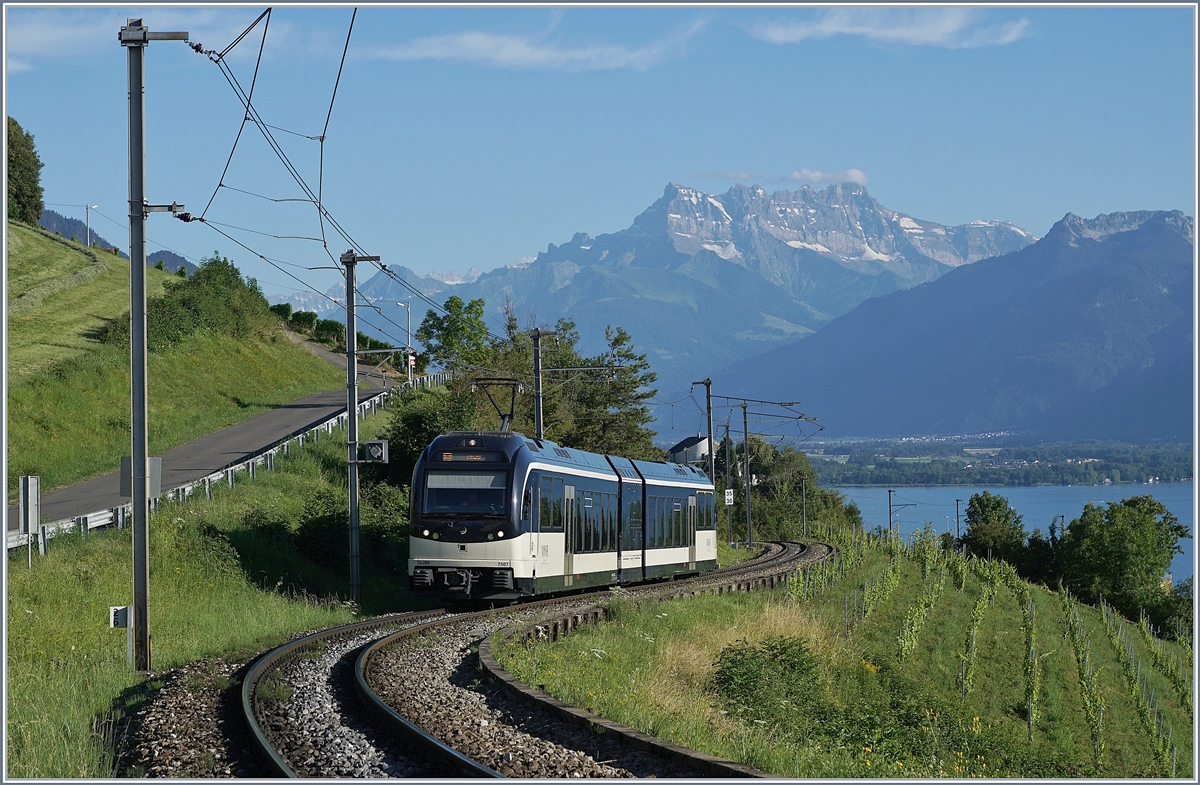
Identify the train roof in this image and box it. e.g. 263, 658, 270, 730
434, 431, 711, 485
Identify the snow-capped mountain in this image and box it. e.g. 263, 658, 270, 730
338, 182, 1039, 399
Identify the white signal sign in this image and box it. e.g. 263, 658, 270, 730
725, 489, 734, 506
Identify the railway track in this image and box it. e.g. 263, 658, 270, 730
240, 540, 829, 778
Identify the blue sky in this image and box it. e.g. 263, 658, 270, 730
5, 4, 1196, 316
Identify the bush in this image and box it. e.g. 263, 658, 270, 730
102, 253, 272, 351
313, 318, 345, 346
290, 310, 318, 331
712, 636, 823, 734
269, 302, 292, 321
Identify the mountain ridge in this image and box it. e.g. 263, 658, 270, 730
320, 182, 1036, 397
709, 209, 1194, 441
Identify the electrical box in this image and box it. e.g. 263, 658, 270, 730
119, 457, 162, 498
359, 440, 389, 464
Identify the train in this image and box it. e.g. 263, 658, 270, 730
407, 430, 718, 601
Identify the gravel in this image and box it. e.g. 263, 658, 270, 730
113, 542, 823, 778
257, 621, 459, 778
367, 602, 706, 778
113, 656, 267, 778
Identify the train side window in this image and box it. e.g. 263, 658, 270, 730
673, 499, 683, 546
629, 499, 642, 550
540, 476, 553, 532
522, 482, 533, 525
552, 477, 564, 532
606, 493, 615, 551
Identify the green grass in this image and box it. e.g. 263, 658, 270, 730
6, 219, 346, 498
496, 539, 1193, 778
7, 333, 345, 497
6, 221, 177, 380
5, 409, 425, 778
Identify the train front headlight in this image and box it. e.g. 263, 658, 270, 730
422, 529, 430, 537
497, 530, 504, 538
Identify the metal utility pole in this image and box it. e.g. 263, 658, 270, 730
120, 17, 187, 672
742, 402, 752, 546
396, 300, 412, 384
86, 204, 98, 246
724, 422, 733, 544
801, 474, 807, 540
341, 250, 379, 603
956, 498, 962, 540
889, 489, 893, 536
529, 328, 557, 440
691, 378, 715, 482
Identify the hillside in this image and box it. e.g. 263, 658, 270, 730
283, 182, 1035, 398
7, 221, 177, 379
6, 221, 345, 494
711, 211, 1194, 441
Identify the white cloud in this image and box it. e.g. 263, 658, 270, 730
782, 168, 869, 186
752, 8, 1029, 49
705, 168, 869, 186
365, 19, 706, 71
3, 8, 327, 70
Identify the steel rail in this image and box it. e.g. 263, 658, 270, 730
240, 608, 446, 777
353, 541, 825, 778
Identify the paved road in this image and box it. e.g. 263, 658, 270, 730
7, 340, 394, 533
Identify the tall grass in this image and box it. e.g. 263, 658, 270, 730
6, 221, 177, 380
497, 534, 1194, 778
7, 332, 343, 497
5, 411, 418, 778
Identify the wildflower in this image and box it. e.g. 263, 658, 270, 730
863, 747, 872, 753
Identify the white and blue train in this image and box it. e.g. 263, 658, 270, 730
408, 430, 718, 601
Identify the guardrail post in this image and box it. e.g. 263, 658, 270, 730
248, 460, 255, 480
266, 451, 275, 471
76, 516, 87, 536
226, 468, 235, 487
38, 525, 47, 555
205, 477, 212, 499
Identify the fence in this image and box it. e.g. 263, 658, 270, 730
6, 379, 447, 553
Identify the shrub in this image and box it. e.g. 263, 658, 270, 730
712, 636, 823, 734
290, 310, 318, 331
102, 253, 272, 350
313, 318, 345, 346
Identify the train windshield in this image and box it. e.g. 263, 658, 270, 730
423, 470, 508, 516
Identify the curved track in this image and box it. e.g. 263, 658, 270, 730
243, 541, 829, 778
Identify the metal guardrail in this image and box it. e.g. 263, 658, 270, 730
6, 380, 446, 552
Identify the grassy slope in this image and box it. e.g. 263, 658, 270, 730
498, 547, 1193, 778
6, 222, 177, 379
5, 412, 420, 778
6, 221, 345, 496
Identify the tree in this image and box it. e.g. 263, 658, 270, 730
1057, 495, 1190, 627
415, 295, 490, 372
568, 326, 659, 460
7, 116, 44, 224
960, 491, 1025, 563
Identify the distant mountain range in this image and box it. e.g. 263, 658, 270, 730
711, 210, 1194, 441
296, 183, 1036, 397
38, 209, 198, 276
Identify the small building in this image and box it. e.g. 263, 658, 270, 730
667, 434, 710, 467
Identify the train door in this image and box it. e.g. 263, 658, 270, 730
687, 496, 697, 565
526, 474, 539, 561
538, 475, 557, 575
563, 485, 576, 586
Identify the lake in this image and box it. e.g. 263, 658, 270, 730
833, 481, 1195, 583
